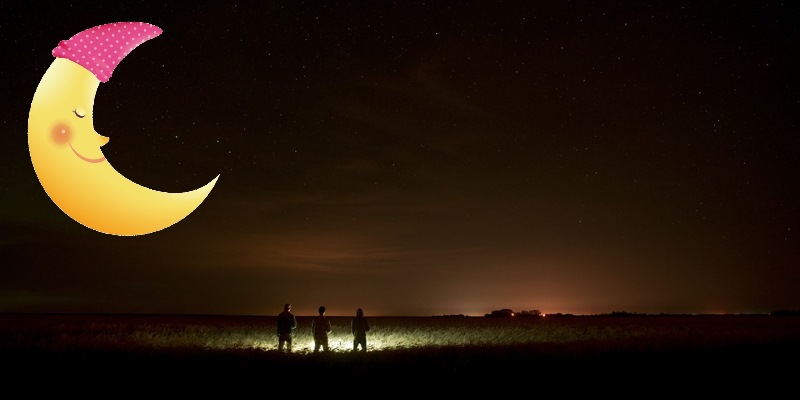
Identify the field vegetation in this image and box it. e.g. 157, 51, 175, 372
3, 313, 799, 388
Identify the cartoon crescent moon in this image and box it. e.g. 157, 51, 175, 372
28, 22, 219, 236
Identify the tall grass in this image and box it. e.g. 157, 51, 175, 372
3, 313, 799, 354
3, 313, 800, 388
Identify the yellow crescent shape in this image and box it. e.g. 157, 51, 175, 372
28, 57, 219, 236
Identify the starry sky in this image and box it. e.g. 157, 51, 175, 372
2, 1, 799, 317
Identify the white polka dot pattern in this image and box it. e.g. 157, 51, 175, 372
52, 22, 163, 83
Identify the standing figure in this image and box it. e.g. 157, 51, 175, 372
311, 305, 332, 352
276, 303, 297, 353
351, 308, 370, 351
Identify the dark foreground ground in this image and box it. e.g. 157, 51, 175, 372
4, 313, 800, 394
5, 341, 799, 394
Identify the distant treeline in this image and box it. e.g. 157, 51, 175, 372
484, 309, 542, 318
432, 309, 800, 318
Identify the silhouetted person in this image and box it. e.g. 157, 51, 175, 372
311, 305, 332, 352
276, 303, 297, 353
351, 307, 370, 351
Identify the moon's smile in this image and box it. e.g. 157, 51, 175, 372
68, 142, 106, 163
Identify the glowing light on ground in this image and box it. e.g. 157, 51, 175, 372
250, 335, 398, 353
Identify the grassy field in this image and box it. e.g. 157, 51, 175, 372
3, 313, 799, 391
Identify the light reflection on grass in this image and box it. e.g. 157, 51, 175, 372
3, 314, 800, 356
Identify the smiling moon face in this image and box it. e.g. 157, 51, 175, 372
28, 22, 219, 236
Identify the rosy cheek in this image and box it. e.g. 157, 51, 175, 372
51, 123, 71, 145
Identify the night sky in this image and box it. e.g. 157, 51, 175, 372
2, 2, 799, 317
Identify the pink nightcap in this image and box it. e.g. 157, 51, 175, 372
52, 22, 163, 83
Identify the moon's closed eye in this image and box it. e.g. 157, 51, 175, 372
73, 108, 86, 118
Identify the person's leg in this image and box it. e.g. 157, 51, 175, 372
287, 336, 292, 352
